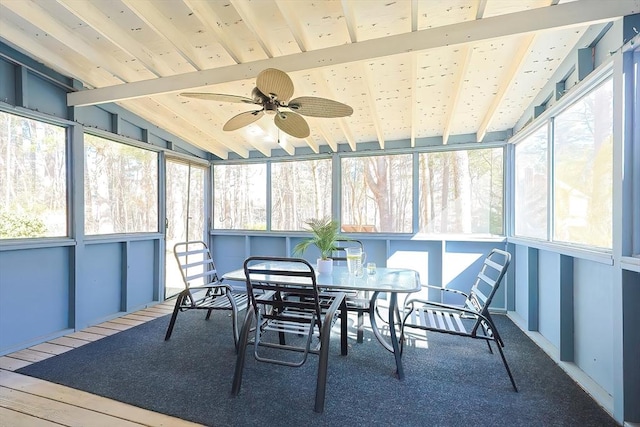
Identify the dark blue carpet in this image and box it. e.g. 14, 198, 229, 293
17, 310, 617, 426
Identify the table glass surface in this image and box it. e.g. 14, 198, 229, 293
223, 263, 421, 294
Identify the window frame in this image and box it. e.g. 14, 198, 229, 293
509, 63, 615, 259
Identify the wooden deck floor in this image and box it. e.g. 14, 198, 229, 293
0, 301, 204, 427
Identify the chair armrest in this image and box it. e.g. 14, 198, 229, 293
403, 299, 493, 325
187, 282, 232, 293
319, 291, 346, 337
421, 284, 469, 298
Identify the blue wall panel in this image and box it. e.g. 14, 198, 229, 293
27, 73, 67, 118
79, 243, 123, 325
0, 58, 16, 105
358, 239, 387, 269
76, 106, 113, 133
121, 119, 143, 141
251, 236, 286, 258
127, 240, 155, 310
388, 240, 440, 290
514, 245, 530, 320
538, 250, 561, 350
211, 235, 248, 277
0, 247, 69, 352
573, 258, 614, 394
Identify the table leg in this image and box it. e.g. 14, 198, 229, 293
369, 291, 405, 379
388, 292, 404, 380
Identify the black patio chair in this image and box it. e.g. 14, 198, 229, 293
231, 256, 348, 413
400, 248, 518, 391
165, 241, 248, 350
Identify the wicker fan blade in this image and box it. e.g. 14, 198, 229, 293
256, 68, 294, 103
223, 110, 265, 131
274, 111, 310, 138
287, 96, 354, 118
180, 93, 256, 104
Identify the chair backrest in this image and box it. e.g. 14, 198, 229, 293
465, 249, 511, 319
244, 256, 324, 331
174, 241, 220, 289
329, 239, 363, 264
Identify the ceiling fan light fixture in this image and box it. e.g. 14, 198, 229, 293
264, 103, 278, 115
180, 68, 351, 140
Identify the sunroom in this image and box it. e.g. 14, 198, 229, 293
0, 1, 639, 425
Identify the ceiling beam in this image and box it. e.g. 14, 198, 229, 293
67, 0, 640, 107
309, 70, 356, 151
443, 47, 472, 145
476, 34, 536, 142
229, 0, 274, 58
274, 0, 307, 52
340, 0, 358, 43
410, 53, 417, 148
3, 0, 140, 83
315, 123, 338, 152
360, 64, 385, 150
182, 0, 243, 64
121, 0, 204, 70
55, 0, 173, 77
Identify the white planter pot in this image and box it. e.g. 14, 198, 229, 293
316, 258, 333, 274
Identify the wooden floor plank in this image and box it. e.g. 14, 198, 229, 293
3, 349, 54, 364
0, 386, 146, 427
107, 318, 144, 327
0, 371, 204, 427
134, 309, 168, 318
94, 322, 133, 332
0, 357, 31, 372
122, 313, 155, 322
48, 336, 90, 349
28, 343, 72, 356
0, 406, 63, 426
64, 331, 104, 342
81, 326, 120, 336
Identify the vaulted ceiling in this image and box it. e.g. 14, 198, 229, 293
0, 0, 636, 159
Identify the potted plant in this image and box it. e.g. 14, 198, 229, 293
293, 217, 344, 274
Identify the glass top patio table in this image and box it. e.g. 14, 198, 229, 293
222, 262, 421, 379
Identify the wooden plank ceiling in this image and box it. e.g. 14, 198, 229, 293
0, 0, 637, 159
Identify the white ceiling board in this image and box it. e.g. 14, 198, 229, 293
414, 47, 459, 137
416, 0, 477, 29
2, 0, 636, 159
346, 0, 411, 42
450, 36, 527, 135
65, 0, 638, 107
276, 0, 350, 50
491, 26, 588, 132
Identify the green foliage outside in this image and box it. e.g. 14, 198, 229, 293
0, 211, 47, 238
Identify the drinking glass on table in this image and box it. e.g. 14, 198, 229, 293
345, 247, 366, 277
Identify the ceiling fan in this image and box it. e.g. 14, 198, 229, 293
180, 68, 353, 139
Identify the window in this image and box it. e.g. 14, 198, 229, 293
271, 159, 332, 231
84, 134, 158, 234
341, 154, 412, 233
553, 78, 613, 249
214, 163, 266, 230
514, 126, 548, 239
0, 111, 67, 239
419, 148, 503, 235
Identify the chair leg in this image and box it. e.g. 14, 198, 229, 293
356, 310, 364, 343
231, 309, 255, 397
227, 293, 240, 351
315, 309, 335, 413
164, 292, 186, 341
341, 300, 348, 356
495, 339, 518, 392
